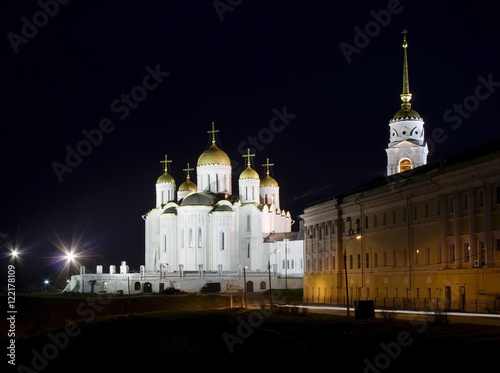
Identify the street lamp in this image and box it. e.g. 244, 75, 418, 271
344, 235, 361, 316
284, 236, 288, 290
268, 248, 279, 310
243, 266, 248, 308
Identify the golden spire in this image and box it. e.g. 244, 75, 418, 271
400, 29, 412, 110
160, 154, 172, 173
207, 122, 219, 144
242, 148, 255, 167
183, 163, 194, 180
262, 158, 274, 175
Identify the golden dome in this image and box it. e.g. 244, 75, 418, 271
197, 144, 231, 166
178, 177, 197, 192
393, 108, 421, 121
239, 165, 259, 180
260, 174, 279, 187
157, 171, 175, 184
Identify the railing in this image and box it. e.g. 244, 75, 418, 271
302, 296, 500, 314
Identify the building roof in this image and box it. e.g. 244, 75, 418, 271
264, 231, 301, 242
305, 139, 500, 209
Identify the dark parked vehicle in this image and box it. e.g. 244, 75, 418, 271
200, 282, 221, 293
160, 287, 181, 295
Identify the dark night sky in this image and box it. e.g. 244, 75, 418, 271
1, 1, 499, 286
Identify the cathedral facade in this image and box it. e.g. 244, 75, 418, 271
144, 125, 294, 274
64, 125, 303, 295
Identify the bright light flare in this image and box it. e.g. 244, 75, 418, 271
65, 251, 76, 262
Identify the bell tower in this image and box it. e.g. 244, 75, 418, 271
386, 30, 428, 176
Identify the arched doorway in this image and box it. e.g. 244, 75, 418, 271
399, 158, 412, 172
246, 281, 254, 293
144, 282, 152, 293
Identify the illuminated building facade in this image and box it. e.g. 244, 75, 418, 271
65, 124, 304, 294
300, 33, 500, 312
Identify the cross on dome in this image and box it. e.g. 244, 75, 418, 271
207, 122, 219, 144
242, 148, 255, 167
160, 154, 172, 172
183, 163, 194, 179
262, 158, 274, 175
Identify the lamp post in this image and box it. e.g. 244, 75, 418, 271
344, 235, 361, 316
284, 236, 288, 290
268, 249, 279, 310
243, 266, 248, 308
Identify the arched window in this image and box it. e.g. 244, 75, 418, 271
399, 158, 412, 172
134, 282, 141, 291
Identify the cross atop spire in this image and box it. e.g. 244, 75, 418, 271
400, 29, 412, 108
207, 122, 219, 144
160, 154, 172, 173
183, 163, 194, 179
242, 148, 255, 167
262, 158, 274, 175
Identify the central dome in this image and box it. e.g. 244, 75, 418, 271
197, 144, 231, 166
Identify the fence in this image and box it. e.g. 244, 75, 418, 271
303, 296, 500, 314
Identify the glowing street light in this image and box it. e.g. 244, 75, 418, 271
65, 251, 75, 262
268, 248, 279, 310
344, 234, 362, 316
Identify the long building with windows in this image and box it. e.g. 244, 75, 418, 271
301, 143, 500, 312
300, 33, 500, 312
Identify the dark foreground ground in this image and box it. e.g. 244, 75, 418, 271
3, 293, 500, 372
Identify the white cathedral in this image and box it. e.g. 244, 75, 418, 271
65, 125, 304, 294
144, 124, 296, 275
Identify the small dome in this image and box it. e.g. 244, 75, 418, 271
180, 192, 214, 206
212, 204, 233, 212
239, 166, 259, 180
157, 171, 175, 184
393, 108, 421, 121
162, 206, 177, 215
260, 174, 279, 187
197, 144, 231, 166
178, 178, 197, 192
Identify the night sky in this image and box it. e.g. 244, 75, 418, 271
1, 1, 499, 286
